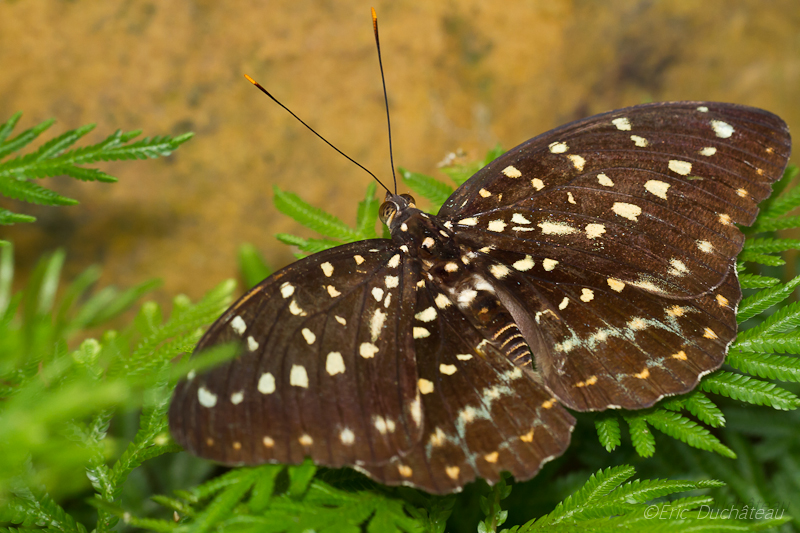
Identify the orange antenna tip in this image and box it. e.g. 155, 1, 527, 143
244, 74, 256, 85
371, 7, 377, 29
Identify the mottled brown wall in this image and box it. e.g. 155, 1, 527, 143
1, 0, 798, 302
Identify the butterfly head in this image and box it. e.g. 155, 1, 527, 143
379, 192, 417, 229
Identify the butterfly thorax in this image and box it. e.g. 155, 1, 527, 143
381, 193, 536, 370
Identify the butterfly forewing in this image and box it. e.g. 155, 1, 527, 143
169, 240, 424, 467
358, 281, 574, 494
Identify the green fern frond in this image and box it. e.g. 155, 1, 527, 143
738, 250, 786, 266
0, 116, 55, 160
700, 371, 799, 410
735, 332, 800, 355
641, 409, 734, 458
625, 415, 656, 457
355, 182, 380, 239
753, 214, 800, 232
273, 186, 359, 242
594, 416, 621, 452
743, 238, 800, 254
0, 113, 191, 229
275, 233, 341, 255
238, 243, 273, 289
509, 466, 785, 532
759, 176, 800, 219
682, 391, 726, 428
740, 300, 800, 340
737, 274, 800, 322
726, 352, 800, 382
738, 272, 780, 288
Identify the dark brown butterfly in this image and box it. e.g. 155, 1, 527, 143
169, 101, 790, 494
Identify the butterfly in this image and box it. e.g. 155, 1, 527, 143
169, 101, 791, 494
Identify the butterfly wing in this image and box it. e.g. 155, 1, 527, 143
439, 102, 790, 410
169, 240, 425, 467
358, 280, 575, 494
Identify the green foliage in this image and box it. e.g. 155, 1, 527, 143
0, 242, 236, 533
0, 112, 192, 245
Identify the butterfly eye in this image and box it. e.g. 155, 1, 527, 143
400, 193, 416, 207
379, 201, 398, 224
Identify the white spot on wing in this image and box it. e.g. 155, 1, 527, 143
668, 160, 692, 175
290, 365, 309, 388
612, 117, 631, 130
490, 264, 511, 279
580, 288, 594, 302
385, 275, 399, 288
418, 378, 434, 394
289, 299, 306, 316
697, 240, 714, 253
539, 220, 578, 235
360, 342, 379, 358
354, 255, 365, 265
542, 258, 559, 271
439, 364, 457, 375
280, 282, 295, 298
549, 141, 568, 153
488, 219, 507, 232
370, 309, 386, 341
513, 255, 535, 271
413, 327, 430, 339
644, 180, 670, 199
458, 217, 478, 226
321, 262, 334, 277
415, 307, 437, 322
597, 173, 614, 187
567, 154, 585, 171
585, 223, 605, 239
230, 316, 246, 335
335, 315, 346, 325
198, 386, 217, 408
387, 254, 401, 268
699, 146, 717, 156
511, 213, 531, 224
711, 120, 734, 138
230, 391, 244, 405
247, 336, 259, 352
326, 352, 345, 375
435, 293, 451, 308
559, 297, 569, 310
340, 428, 355, 445
258, 372, 276, 394
479, 188, 491, 197
301, 328, 316, 345
630, 135, 648, 147
612, 202, 642, 221
531, 178, 545, 191
697, 106, 709, 112
502, 165, 522, 178
607, 278, 625, 292
372, 287, 384, 302
327, 285, 341, 297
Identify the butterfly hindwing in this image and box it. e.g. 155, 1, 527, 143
358, 281, 575, 494
169, 240, 425, 467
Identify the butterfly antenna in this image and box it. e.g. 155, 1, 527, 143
371, 8, 398, 195
244, 74, 392, 194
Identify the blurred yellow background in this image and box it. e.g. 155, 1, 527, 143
1, 0, 797, 302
